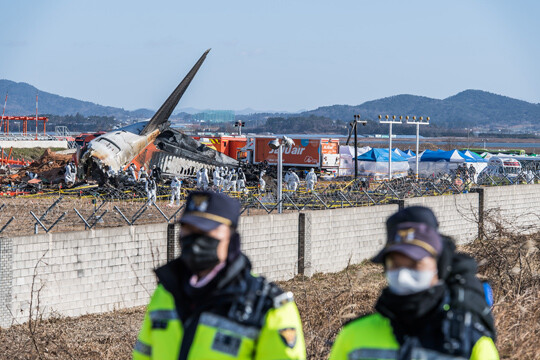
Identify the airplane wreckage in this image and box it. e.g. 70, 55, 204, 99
81, 49, 239, 184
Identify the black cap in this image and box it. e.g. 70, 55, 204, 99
372, 222, 443, 263
180, 191, 240, 232
373, 206, 441, 263
386, 206, 439, 241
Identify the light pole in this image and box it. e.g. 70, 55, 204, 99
406, 116, 430, 180
379, 115, 402, 180
346, 114, 367, 179
269, 136, 295, 214
467, 128, 472, 149
234, 120, 245, 136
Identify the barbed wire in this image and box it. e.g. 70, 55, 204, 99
0, 170, 538, 237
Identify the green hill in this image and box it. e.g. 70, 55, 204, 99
0, 79, 153, 120
297, 90, 540, 132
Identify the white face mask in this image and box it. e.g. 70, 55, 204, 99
386, 268, 436, 295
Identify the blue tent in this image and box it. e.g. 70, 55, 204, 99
420, 149, 474, 163
405, 149, 416, 157
357, 148, 408, 162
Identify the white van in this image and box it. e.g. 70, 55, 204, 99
478, 156, 521, 184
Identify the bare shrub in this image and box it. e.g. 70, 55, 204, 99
466, 211, 540, 359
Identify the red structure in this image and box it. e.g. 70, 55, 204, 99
0, 116, 49, 136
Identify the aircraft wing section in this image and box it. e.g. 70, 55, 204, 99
140, 48, 211, 136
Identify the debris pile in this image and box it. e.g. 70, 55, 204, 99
6, 149, 72, 184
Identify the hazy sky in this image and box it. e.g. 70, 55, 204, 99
1, 1, 539, 112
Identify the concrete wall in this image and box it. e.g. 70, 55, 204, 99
483, 184, 540, 233
404, 193, 479, 244
1, 223, 167, 327
306, 205, 397, 275
1, 185, 539, 327
239, 213, 299, 281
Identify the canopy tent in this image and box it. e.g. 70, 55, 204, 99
338, 145, 371, 176
409, 149, 475, 178
405, 149, 416, 157
419, 149, 475, 162
393, 148, 412, 158
356, 148, 409, 179
462, 150, 488, 162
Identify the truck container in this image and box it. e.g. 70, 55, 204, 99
240, 136, 340, 172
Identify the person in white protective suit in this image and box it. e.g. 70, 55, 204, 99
213, 167, 222, 188
259, 170, 266, 193
284, 169, 291, 190
197, 168, 209, 190
305, 168, 317, 191
169, 177, 182, 206
222, 169, 232, 191
237, 168, 247, 192
526, 169, 534, 184
64, 162, 76, 185
287, 169, 300, 192
230, 169, 238, 192
146, 178, 157, 205
128, 163, 138, 182
106, 166, 116, 178
138, 166, 147, 181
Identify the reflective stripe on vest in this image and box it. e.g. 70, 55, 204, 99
134, 339, 152, 356
348, 347, 468, 360
411, 347, 468, 360
149, 309, 178, 321
348, 348, 397, 360
199, 312, 260, 340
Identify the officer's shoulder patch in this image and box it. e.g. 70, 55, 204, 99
278, 327, 297, 349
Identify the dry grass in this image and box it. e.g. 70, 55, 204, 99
278, 262, 385, 358
0, 216, 538, 359
466, 212, 540, 360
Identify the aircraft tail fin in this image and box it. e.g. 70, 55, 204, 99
141, 48, 210, 135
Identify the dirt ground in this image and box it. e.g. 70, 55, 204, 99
1, 225, 538, 359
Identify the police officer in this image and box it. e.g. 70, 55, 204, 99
133, 191, 306, 360
329, 206, 498, 360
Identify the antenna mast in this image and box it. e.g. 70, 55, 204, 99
1, 92, 7, 134
35, 92, 38, 140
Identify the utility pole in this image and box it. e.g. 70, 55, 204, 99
379, 115, 402, 180
346, 114, 367, 180
406, 116, 430, 180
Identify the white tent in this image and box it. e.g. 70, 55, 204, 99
356, 148, 409, 179
339, 145, 371, 176
409, 149, 473, 178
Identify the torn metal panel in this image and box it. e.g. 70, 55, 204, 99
154, 129, 239, 168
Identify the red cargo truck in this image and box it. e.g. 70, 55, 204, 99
191, 135, 248, 160
241, 136, 340, 172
